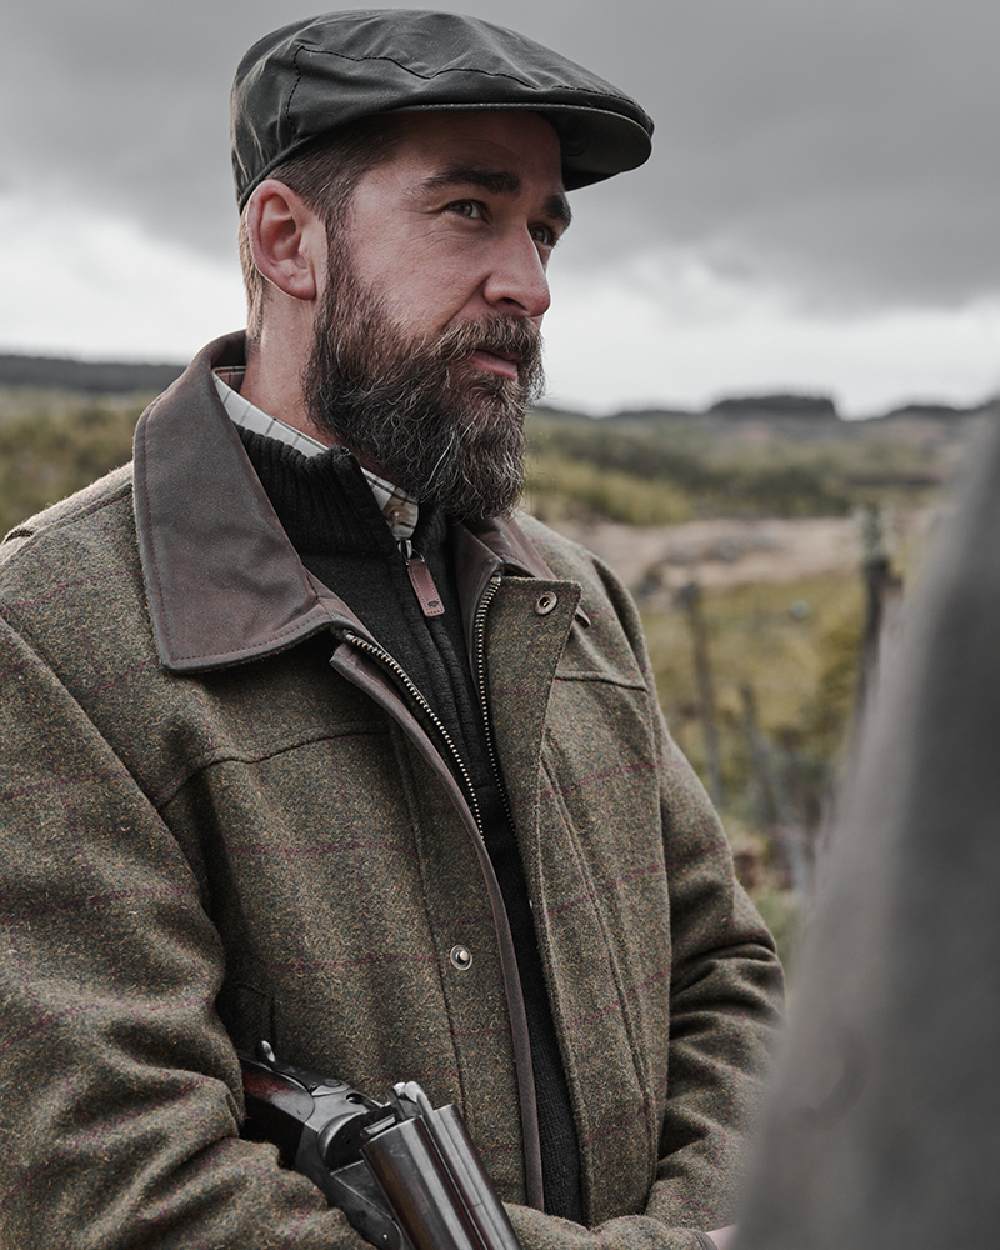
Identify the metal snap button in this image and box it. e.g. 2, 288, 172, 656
535, 590, 558, 616
449, 944, 473, 971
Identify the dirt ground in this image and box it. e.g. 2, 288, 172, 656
554, 510, 932, 592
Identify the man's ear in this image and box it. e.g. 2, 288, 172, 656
244, 179, 323, 303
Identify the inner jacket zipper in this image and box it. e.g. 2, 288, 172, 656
341, 570, 508, 842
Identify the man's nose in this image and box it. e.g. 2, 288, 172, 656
482, 231, 551, 319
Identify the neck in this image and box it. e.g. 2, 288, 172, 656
241, 327, 337, 449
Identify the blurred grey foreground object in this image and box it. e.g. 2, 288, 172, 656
735, 413, 1000, 1249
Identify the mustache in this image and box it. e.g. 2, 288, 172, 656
430, 317, 543, 373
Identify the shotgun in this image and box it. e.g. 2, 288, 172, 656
239, 1041, 522, 1250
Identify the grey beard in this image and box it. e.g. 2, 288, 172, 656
302, 264, 544, 523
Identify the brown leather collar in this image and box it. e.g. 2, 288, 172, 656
133, 331, 564, 673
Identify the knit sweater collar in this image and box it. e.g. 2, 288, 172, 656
236, 425, 448, 561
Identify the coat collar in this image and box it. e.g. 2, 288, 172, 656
133, 331, 562, 673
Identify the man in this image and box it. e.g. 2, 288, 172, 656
0, 11, 781, 1250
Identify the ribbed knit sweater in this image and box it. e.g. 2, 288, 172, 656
239, 428, 583, 1220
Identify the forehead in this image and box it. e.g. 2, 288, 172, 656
380, 109, 564, 189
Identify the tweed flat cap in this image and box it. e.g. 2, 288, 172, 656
231, 9, 654, 208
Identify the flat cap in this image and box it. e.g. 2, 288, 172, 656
231, 9, 654, 209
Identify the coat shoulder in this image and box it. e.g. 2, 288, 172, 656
514, 511, 645, 635
0, 463, 139, 622
514, 510, 622, 585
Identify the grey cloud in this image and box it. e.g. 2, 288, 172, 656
4, 0, 997, 310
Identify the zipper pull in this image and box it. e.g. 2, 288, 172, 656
401, 541, 445, 618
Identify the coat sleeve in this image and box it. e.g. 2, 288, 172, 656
0, 613, 370, 1250
505, 558, 785, 1250
505, 728, 783, 1250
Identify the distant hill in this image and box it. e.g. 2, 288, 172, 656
708, 392, 840, 421
547, 393, 991, 428
0, 352, 184, 395
604, 405, 698, 423
880, 400, 983, 422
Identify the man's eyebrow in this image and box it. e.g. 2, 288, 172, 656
420, 164, 572, 229
422, 164, 521, 196
544, 192, 572, 230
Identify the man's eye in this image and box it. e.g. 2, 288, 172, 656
448, 200, 486, 220
531, 224, 557, 248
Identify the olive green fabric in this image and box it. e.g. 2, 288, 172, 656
0, 348, 781, 1249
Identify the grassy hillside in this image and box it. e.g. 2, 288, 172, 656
526, 406, 979, 524
0, 389, 143, 536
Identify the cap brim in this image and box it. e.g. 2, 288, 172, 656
391, 101, 652, 190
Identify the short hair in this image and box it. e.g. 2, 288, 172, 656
238, 115, 402, 343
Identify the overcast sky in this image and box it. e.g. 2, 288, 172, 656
3, 0, 998, 415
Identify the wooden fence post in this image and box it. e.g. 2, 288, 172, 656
741, 683, 811, 894
857, 504, 904, 715
676, 580, 724, 807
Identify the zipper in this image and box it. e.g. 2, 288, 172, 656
472, 573, 516, 834
339, 630, 485, 836
339, 569, 511, 838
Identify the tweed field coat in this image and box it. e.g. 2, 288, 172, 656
0, 335, 782, 1250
